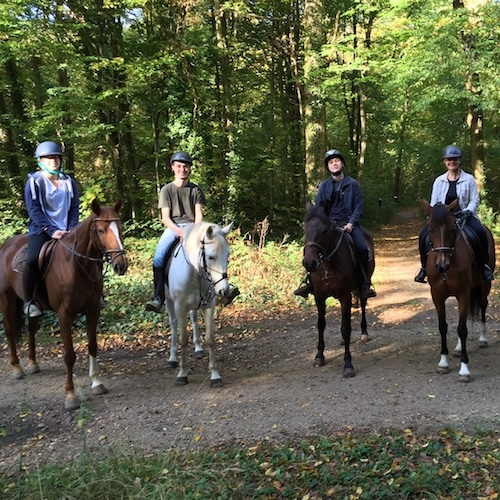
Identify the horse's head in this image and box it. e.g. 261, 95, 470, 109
303, 201, 335, 273
91, 199, 128, 275
185, 221, 232, 298
422, 199, 458, 275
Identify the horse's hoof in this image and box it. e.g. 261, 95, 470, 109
437, 367, 450, 374
26, 364, 40, 375
167, 361, 178, 369
313, 357, 325, 367
210, 378, 223, 388
194, 349, 205, 360
343, 368, 355, 378
64, 398, 81, 411
12, 368, 25, 380
478, 341, 488, 349
175, 376, 188, 386
358, 334, 370, 345
92, 384, 108, 396
458, 375, 471, 383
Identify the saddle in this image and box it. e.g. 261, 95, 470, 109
12, 240, 58, 276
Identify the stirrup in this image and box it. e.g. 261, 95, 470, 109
145, 297, 165, 313
482, 264, 494, 281
24, 301, 43, 318
294, 281, 312, 298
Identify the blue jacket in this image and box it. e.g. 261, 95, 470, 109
24, 171, 80, 236
315, 175, 363, 226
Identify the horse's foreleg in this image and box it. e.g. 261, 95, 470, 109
86, 309, 107, 396
432, 294, 450, 374
340, 296, 354, 378
191, 309, 204, 359
58, 315, 79, 410
166, 300, 179, 369
478, 290, 489, 348
202, 307, 222, 388
313, 298, 326, 367
175, 312, 190, 386
26, 316, 41, 375
457, 298, 471, 382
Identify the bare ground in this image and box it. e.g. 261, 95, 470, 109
0, 208, 499, 472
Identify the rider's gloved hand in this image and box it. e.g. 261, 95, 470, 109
459, 209, 473, 219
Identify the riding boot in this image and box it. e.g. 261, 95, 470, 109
145, 266, 166, 313
22, 264, 43, 318
415, 230, 429, 283
294, 275, 313, 298
358, 252, 376, 298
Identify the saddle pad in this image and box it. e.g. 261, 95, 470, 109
12, 244, 28, 274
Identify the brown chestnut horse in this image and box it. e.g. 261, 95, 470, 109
302, 201, 375, 377
423, 199, 495, 382
0, 199, 128, 409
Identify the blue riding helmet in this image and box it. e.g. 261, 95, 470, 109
442, 145, 462, 159
324, 149, 345, 168
35, 141, 63, 158
170, 151, 192, 166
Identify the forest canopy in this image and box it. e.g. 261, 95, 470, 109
1, 0, 499, 239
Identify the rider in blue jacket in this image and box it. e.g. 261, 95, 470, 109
294, 149, 376, 299
23, 141, 80, 317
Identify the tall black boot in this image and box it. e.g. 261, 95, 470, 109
415, 230, 429, 283
145, 266, 166, 313
22, 264, 43, 317
358, 252, 376, 298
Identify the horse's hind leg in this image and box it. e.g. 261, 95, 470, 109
359, 296, 370, 344
2, 296, 26, 379
191, 309, 204, 359
26, 315, 41, 374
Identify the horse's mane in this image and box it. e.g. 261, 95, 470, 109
304, 203, 331, 226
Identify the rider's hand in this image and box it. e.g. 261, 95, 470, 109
460, 209, 472, 219
51, 230, 68, 240
343, 223, 353, 233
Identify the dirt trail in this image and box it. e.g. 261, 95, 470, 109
0, 208, 499, 471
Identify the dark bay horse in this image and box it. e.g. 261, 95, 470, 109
302, 201, 375, 377
0, 199, 128, 409
423, 199, 495, 382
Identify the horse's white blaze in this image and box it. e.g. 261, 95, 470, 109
458, 362, 471, 377
438, 354, 449, 368
88, 355, 103, 388
109, 221, 124, 249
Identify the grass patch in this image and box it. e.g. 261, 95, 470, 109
1, 429, 498, 498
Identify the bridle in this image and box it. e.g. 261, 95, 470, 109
304, 221, 345, 264
58, 216, 126, 267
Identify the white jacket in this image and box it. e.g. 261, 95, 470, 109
430, 170, 480, 216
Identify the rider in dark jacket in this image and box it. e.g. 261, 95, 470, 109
294, 149, 376, 299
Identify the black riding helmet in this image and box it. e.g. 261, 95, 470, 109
442, 145, 462, 159
324, 149, 345, 170
170, 151, 193, 166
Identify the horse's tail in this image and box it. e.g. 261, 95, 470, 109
469, 284, 482, 321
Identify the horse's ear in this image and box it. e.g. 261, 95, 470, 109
91, 198, 101, 215
221, 222, 233, 236
206, 225, 214, 239
446, 199, 459, 212
114, 199, 122, 213
421, 198, 431, 214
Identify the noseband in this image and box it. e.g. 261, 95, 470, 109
199, 236, 228, 286
93, 217, 127, 264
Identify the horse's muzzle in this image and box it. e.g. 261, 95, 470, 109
303, 259, 319, 273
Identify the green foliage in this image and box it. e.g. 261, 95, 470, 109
1, 429, 498, 498
0, 200, 27, 243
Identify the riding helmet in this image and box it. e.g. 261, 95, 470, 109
35, 141, 63, 158
170, 151, 193, 166
323, 149, 345, 168
442, 145, 462, 159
